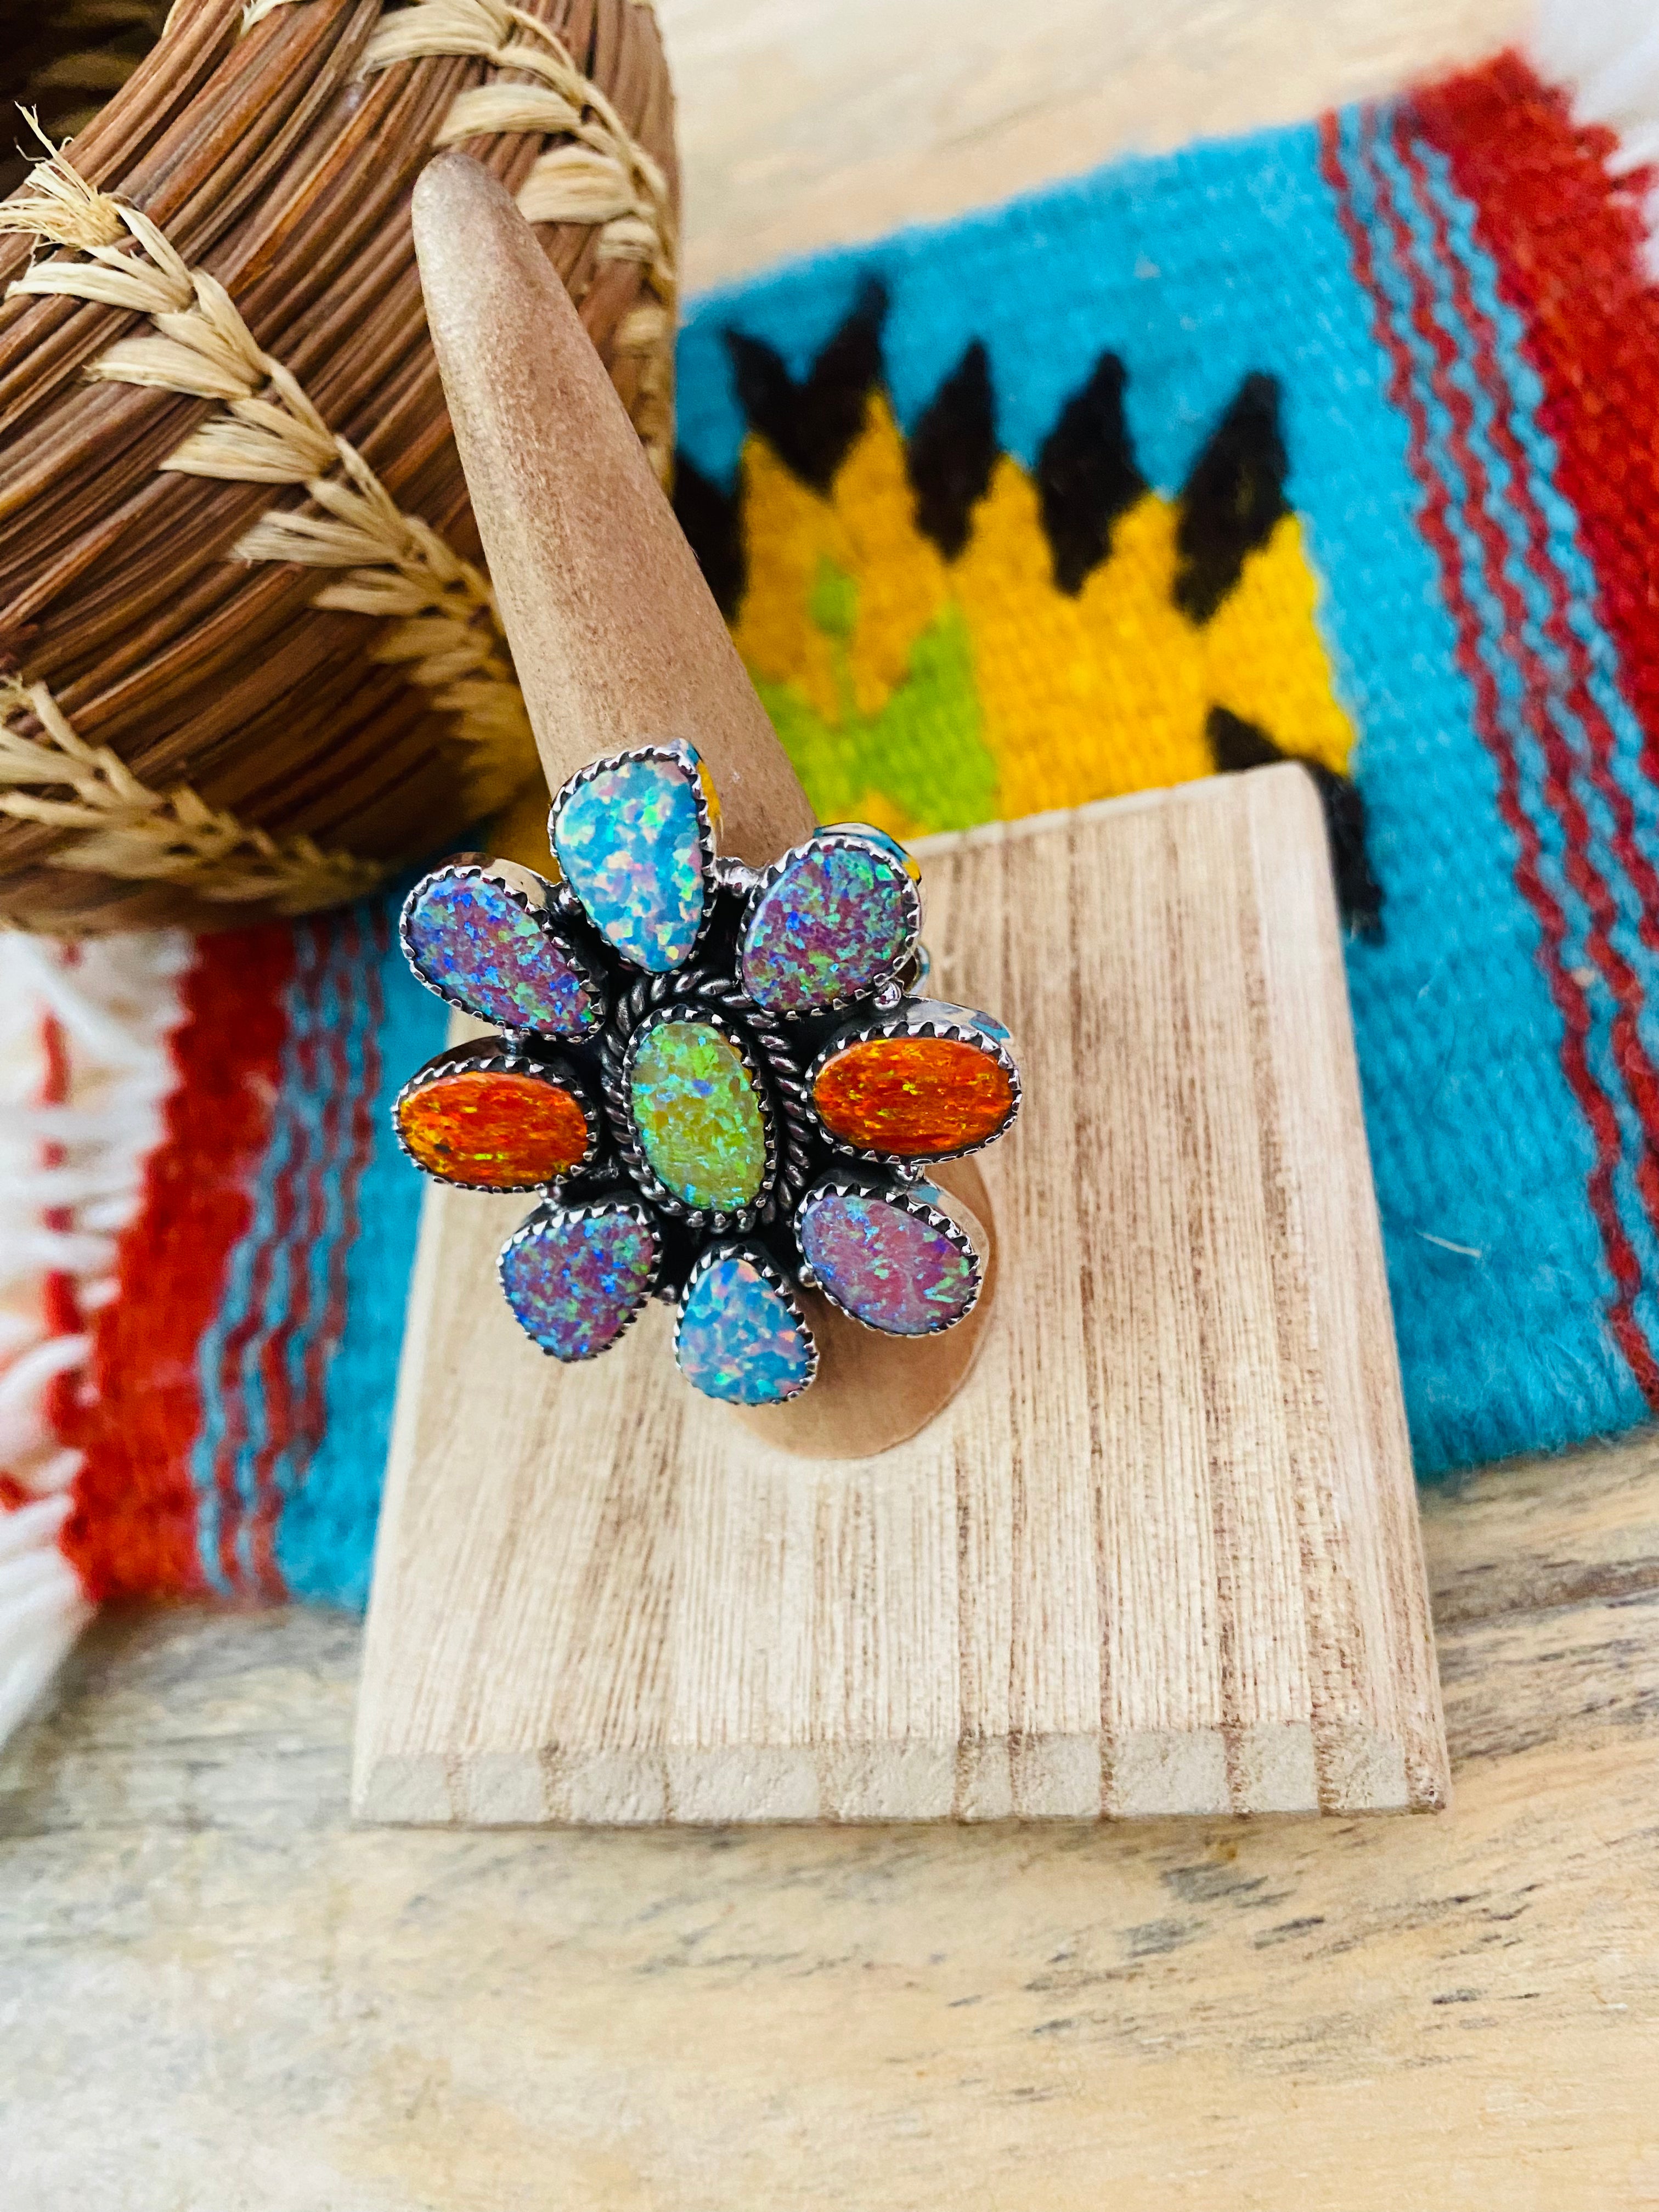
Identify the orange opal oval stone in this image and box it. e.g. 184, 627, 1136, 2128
398, 1069, 589, 1189
812, 1035, 1013, 1157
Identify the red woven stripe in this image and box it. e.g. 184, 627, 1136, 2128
206, 927, 325, 1595
246, 912, 359, 1600
1393, 117, 1659, 962
278, 905, 386, 1568
1391, 115, 1659, 1246
60, 927, 297, 1603
1319, 108, 1659, 1403
1406, 56, 1659, 772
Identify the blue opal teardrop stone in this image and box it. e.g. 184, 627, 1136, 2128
675, 1250, 815, 1404
500, 1201, 658, 1360
403, 870, 601, 1034
741, 832, 918, 1014
552, 752, 707, 971
797, 1183, 979, 1335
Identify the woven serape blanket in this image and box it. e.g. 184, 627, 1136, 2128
5, 31, 1659, 1722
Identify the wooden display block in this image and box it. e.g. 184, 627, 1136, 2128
353, 766, 1448, 1824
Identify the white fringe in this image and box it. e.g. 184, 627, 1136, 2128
1531, 0, 1659, 278
0, 1493, 92, 1745
0, 930, 191, 1745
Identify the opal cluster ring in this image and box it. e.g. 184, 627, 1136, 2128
392, 740, 1021, 1408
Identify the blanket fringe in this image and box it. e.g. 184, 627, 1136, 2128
1532, 0, 1659, 275
0, 930, 191, 1744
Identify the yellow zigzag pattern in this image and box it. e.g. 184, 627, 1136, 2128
729, 395, 1353, 838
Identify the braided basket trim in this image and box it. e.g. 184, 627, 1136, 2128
0, 675, 385, 917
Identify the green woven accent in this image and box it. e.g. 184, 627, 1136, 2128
754, 566, 996, 835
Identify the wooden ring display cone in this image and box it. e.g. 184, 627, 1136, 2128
411, 150, 998, 1459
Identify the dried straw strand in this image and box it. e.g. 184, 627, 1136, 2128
0, 112, 128, 252
0, 676, 384, 916
2, 135, 538, 817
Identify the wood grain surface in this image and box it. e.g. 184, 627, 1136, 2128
4, 1430, 1656, 2209
356, 768, 1447, 1824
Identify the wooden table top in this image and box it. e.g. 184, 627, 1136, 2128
5, 1435, 1655, 2207
16, 1, 1655, 2205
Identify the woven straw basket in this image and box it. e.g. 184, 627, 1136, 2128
0, 0, 677, 933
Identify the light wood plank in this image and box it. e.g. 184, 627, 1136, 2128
354, 765, 1446, 1821
658, 0, 1531, 287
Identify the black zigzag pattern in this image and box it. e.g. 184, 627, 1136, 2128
1175, 374, 1290, 622
723, 279, 889, 493
907, 341, 999, 561
1035, 353, 1146, 596
672, 456, 746, 620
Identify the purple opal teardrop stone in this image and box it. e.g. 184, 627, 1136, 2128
404, 870, 601, 1035
500, 1203, 658, 1361
741, 837, 915, 1014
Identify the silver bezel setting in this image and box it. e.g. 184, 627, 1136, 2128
673, 1240, 821, 1403
738, 825, 924, 1019
498, 1192, 663, 1361
794, 1171, 984, 1336
546, 739, 721, 974
393, 1036, 603, 1194
599, 970, 814, 1231
803, 998, 1023, 1167
398, 856, 609, 1039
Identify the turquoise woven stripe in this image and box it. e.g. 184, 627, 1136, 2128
1338, 102, 1654, 1458
255, 907, 380, 1587
273, 891, 448, 1606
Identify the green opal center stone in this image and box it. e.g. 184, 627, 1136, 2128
629, 1019, 766, 1212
